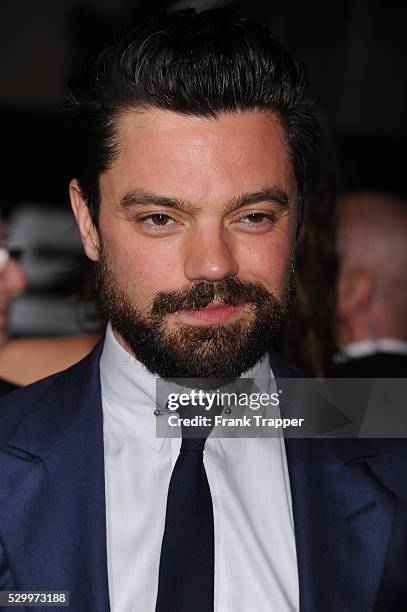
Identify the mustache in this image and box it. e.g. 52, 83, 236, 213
151, 277, 273, 315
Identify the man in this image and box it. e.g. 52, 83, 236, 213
332, 191, 407, 376
0, 222, 27, 395
0, 10, 406, 612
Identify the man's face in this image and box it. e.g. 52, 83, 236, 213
0, 226, 27, 347
71, 109, 297, 378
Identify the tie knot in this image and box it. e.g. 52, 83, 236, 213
176, 395, 220, 443
180, 436, 207, 452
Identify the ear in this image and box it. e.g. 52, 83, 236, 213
337, 267, 374, 319
69, 179, 100, 262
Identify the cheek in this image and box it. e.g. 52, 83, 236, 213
237, 236, 293, 295
101, 228, 184, 299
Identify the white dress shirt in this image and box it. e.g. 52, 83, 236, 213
335, 338, 407, 363
101, 323, 299, 611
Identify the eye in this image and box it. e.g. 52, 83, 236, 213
143, 213, 175, 226
239, 212, 275, 225
136, 212, 182, 235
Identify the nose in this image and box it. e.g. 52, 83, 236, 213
0, 255, 27, 299
184, 226, 238, 282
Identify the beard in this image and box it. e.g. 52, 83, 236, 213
95, 244, 294, 379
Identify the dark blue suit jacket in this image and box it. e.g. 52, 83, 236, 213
0, 341, 406, 611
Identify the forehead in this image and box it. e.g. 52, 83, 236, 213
101, 108, 295, 204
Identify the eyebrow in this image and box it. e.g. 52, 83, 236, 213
224, 187, 289, 213
120, 190, 194, 212
119, 186, 289, 214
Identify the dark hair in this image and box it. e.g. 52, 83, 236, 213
277, 122, 341, 376
67, 8, 320, 226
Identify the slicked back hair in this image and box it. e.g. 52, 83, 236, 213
67, 8, 320, 227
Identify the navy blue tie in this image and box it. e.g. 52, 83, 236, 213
155, 433, 214, 612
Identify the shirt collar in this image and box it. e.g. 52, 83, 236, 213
100, 322, 163, 451
100, 322, 274, 452
335, 338, 407, 363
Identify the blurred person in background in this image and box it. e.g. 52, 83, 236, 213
0, 257, 103, 386
330, 191, 407, 377
0, 220, 27, 395
0, 323, 103, 387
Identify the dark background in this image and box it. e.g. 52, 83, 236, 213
1, 0, 407, 216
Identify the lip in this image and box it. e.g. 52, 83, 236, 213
179, 301, 242, 325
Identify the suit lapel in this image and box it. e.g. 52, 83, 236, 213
269, 350, 398, 612
0, 342, 110, 612
285, 438, 396, 612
